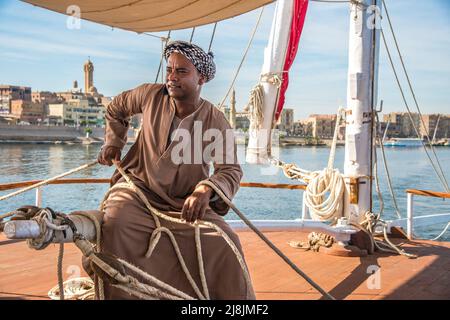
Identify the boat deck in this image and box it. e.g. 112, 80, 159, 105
0, 230, 449, 300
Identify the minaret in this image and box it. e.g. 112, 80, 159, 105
230, 88, 236, 129
83, 58, 94, 94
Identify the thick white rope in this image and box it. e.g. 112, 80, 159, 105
103, 162, 253, 300
244, 84, 264, 130
274, 109, 346, 222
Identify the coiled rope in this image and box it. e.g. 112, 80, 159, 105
272, 108, 346, 222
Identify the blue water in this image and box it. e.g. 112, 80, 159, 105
0, 143, 449, 241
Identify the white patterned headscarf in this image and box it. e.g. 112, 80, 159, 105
164, 40, 216, 82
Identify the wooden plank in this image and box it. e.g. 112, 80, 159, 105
0, 179, 306, 191
406, 189, 450, 199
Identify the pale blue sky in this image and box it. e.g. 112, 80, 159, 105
0, 0, 449, 120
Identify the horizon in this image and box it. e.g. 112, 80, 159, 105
0, 0, 449, 121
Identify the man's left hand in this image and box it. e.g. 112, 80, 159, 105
181, 185, 213, 223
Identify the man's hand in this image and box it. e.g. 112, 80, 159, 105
181, 185, 213, 223
98, 145, 121, 166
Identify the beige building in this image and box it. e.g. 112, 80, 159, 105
293, 120, 311, 137
302, 114, 338, 139
420, 114, 449, 140
48, 98, 106, 126
383, 112, 420, 138
10, 99, 45, 124
84, 58, 99, 96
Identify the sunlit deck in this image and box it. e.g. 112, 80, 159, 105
1, 230, 449, 300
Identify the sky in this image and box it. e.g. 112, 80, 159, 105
0, 0, 449, 120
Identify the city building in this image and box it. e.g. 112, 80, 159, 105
303, 114, 338, 139
48, 97, 106, 126
420, 114, 449, 140
84, 58, 99, 96
383, 112, 420, 138
275, 108, 294, 134
0, 85, 31, 114
10, 99, 45, 124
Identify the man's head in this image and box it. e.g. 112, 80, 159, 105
164, 40, 216, 101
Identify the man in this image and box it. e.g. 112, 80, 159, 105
95, 40, 255, 299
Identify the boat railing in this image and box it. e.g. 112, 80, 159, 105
0, 177, 307, 210
405, 189, 450, 240
3, 180, 448, 241
1, 179, 362, 241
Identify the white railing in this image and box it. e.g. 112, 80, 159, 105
401, 189, 450, 240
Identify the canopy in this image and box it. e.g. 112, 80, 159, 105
22, 0, 274, 32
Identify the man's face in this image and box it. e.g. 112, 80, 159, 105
166, 52, 205, 101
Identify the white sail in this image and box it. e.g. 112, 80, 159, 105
246, 0, 294, 164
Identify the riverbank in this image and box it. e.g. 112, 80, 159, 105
0, 123, 136, 144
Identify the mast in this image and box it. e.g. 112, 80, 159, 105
343, 0, 382, 224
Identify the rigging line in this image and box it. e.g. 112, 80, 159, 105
380, 29, 449, 192
208, 23, 218, 52
217, 6, 265, 110
142, 32, 166, 40
154, 31, 171, 84
375, 113, 402, 218
382, 0, 449, 192
189, 27, 196, 43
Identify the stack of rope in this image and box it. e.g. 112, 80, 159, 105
272, 108, 346, 223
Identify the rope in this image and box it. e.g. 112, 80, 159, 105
217, 6, 265, 110
243, 84, 264, 130
431, 222, 450, 241
375, 113, 402, 218
0, 161, 98, 204
382, 0, 449, 192
189, 27, 196, 43
207, 23, 218, 53
48, 277, 95, 300
272, 109, 346, 222
289, 232, 335, 252
104, 162, 253, 300
154, 31, 171, 84
109, 163, 334, 300
57, 242, 65, 300
260, 71, 285, 88
196, 180, 335, 300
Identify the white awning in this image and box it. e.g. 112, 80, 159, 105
22, 0, 274, 32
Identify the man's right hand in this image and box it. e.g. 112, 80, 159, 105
98, 145, 122, 166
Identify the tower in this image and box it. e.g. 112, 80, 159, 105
83, 58, 94, 94
230, 88, 236, 129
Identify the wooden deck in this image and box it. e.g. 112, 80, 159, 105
0, 230, 449, 300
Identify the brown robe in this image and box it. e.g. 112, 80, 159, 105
92, 83, 255, 299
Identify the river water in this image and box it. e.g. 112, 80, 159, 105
1, 143, 449, 241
